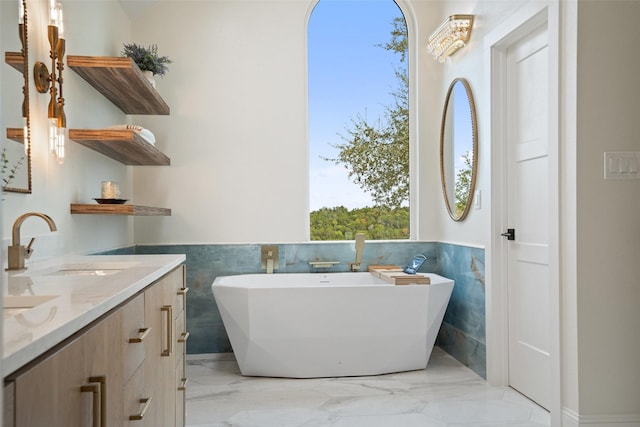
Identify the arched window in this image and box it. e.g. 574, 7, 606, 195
308, 1, 409, 241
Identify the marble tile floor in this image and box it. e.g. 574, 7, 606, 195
185, 347, 550, 427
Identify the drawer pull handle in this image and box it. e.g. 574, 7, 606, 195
161, 305, 173, 357
178, 331, 190, 343
178, 377, 188, 391
81, 375, 106, 427
129, 397, 152, 421
80, 383, 100, 427
128, 327, 151, 343
178, 287, 189, 309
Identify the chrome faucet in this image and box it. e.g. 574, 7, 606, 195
7, 212, 57, 271
350, 233, 366, 272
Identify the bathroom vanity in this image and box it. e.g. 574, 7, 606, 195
1, 254, 187, 427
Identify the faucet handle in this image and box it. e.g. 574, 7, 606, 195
24, 238, 36, 259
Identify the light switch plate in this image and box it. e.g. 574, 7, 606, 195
474, 190, 481, 209
604, 152, 640, 180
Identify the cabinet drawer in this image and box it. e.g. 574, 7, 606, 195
4, 381, 15, 427
175, 363, 186, 427
122, 293, 146, 383
124, 362, 154, 426
170, 265, 187, 315
151, 264, 187, 316
174, 311, 188, 368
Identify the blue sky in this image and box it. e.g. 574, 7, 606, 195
308, 0, 404, 211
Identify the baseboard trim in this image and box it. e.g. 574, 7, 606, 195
562, 408, 579, 427
562, 408, 640, 426
186, 352, 235, 362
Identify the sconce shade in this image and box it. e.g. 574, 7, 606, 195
34, 2, 66, 165
19, 0, 24, 24
427, 15, 474, 62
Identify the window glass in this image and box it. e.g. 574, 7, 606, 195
308, 1, 409, 240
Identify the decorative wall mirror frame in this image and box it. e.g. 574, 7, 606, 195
2, 0, 32, 194
439, 77, 478, 221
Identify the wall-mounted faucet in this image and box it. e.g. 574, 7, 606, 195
261, 245, 279, 274
7, 212, 57, 271
350, 233, 366, 272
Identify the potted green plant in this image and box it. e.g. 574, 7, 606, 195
121, 43, 172, 87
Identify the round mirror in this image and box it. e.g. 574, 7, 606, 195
2, 0, 32, 194
439, 78, 478, 221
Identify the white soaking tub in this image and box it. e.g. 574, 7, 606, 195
211, 272, 454, 378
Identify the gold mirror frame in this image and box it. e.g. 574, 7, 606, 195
2, 0, 32, 194
439, 78, 478, 221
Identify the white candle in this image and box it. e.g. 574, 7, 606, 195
101, 181, 120, 199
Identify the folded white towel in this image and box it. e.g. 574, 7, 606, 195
107, 124, 156, 145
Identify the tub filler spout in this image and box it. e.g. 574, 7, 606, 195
261, 245, 278, 274
350, 233, 366, 272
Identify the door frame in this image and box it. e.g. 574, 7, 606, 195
483, 1, 561, 423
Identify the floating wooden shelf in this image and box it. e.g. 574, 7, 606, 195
71, 204, 171, 216
67, 55, 170, 115
5, 52, 25, 73
67, 56, 172, 215
6, 128, 24, 144
69, 129, 170, 165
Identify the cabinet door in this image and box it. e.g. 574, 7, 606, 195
3, 382, 15, 427
13, 309, 121, 427
14, 334, 87, 426
145, 275, 177, 425
144, 266, 186, 427
83, 309, 123, 427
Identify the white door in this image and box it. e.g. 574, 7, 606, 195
504, 23, 551, 410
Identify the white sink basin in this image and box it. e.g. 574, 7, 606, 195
46, 268, 123, 277
17, 261, 139, 278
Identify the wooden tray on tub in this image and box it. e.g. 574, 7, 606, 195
368, 266, 431, 285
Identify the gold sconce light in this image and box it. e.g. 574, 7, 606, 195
34, 0, 66, 164
427, 15, 474, 63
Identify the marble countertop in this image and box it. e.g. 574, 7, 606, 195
2, 254, 186, 377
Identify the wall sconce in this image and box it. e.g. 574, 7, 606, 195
33, 0, 65, 164
427, 15, 474, 63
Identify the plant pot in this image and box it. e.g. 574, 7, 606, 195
143, 70, 156, 88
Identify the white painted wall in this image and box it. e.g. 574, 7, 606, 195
131, 0, 310, 243
129, 0, 527, 246
575, 0, 640, 418
1, 0, 135, 260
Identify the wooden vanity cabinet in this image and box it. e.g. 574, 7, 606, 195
3, 265, 187, 427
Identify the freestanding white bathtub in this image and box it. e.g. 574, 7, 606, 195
212, 272, 454, 378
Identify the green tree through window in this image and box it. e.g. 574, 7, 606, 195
309, 2, 409, 240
